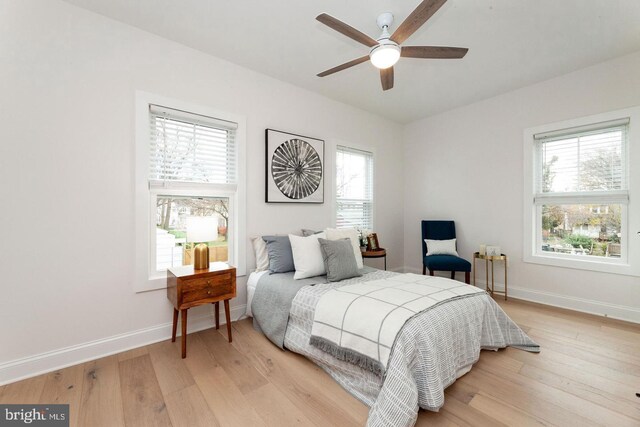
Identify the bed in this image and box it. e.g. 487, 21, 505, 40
248, 267, 538, 427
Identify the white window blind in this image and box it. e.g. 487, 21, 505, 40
534, 118, 629, 204
336, 146, 373, 229
149, 104, 238, 185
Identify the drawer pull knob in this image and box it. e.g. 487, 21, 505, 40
207, 280, 211, 285
207, 290, 211, 295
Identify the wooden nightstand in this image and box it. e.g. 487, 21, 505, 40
167, 262, 236, 358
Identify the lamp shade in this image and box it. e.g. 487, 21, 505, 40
186, 216, 218, 243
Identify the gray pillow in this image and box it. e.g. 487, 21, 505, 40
301, 229, 322, 237
318, 238, 362, 282
262, 235, 295, 273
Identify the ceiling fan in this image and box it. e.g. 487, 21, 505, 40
316, 0, 468, 91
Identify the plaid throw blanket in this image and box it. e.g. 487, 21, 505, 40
310, 273, 486, 375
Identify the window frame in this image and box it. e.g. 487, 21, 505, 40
523, 106, 640, 276
135, 91, 246, 292
333, 143, 375, 230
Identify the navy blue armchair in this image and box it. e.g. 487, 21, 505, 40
421, 220, 471, 284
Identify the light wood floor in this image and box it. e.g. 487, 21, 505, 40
1, 298, 639, 427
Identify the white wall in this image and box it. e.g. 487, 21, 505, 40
403, 51, 640, 322
0, 0, 404, 382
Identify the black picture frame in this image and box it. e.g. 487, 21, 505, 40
265, 128, 325, 204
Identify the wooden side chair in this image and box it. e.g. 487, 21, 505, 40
421, 220, 471, 284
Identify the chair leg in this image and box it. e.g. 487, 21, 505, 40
465, 271, 470, 284
422, 265, 426, 275
429, 270, 435, 276
450, 271, 455, 280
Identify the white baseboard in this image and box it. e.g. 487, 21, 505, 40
399, 267, 640, 324
473, 279, 640, 324
504, 286, 640, 324
0, 304, 246, 386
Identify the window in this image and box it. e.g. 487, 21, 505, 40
135, 93, 246, 292
524, 107, 640, 276
155, 195, 229, 272
335, 146, 374, 230
535, 119, 628, 260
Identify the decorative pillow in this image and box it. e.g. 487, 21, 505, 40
318, 238, 361, 282
301, 229, 322, 237
325, 228, 364, 269
262, 236, 295, 273
251, 237, 269, 272
289, 232, 327, 279
425, 238, 458, 256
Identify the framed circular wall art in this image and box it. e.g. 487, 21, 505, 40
266, 129, 324, 203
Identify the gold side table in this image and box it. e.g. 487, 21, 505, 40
472, 252, 508, 300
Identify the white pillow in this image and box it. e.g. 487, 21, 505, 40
251, 237, 269, 272
325, 228, 363, 269
425, 238, 458, 256
289, 232, 327, 279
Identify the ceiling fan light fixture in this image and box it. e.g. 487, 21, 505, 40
370, 42, 401, 69
316, 1, 469, 91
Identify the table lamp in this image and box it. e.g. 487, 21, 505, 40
186, 216, 218, 270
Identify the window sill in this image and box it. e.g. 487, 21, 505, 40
524, 253, 638, 277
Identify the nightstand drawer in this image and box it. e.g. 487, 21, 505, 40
182, 273, 233, 304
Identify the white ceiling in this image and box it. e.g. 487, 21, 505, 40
63, 0, 640, 123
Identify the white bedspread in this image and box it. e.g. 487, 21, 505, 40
245, 270, 268, 318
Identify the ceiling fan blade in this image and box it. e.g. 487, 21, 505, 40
401, 46, 468, 59
317, 13, 378, 47
317, 56, 370, 77
391, 0, 448, 44
380, 67, 394, 91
